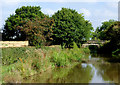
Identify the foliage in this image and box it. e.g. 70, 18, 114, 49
52, 8, 93, 48
2, 46, 90, 83
106, 21, 120, 53
50, 43, 90, 67
3, 6, 46, 41
2, 47, 37, 65
92, 19, 115, 40
112, 49, 120, 58
98, 21, 120, 56
16, 17, 54, 48
106, 21, 120, 44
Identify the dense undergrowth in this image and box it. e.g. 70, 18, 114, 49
2, 44, 90, 83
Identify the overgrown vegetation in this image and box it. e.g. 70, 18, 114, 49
2, 45, 90, 83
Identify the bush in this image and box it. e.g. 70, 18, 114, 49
112, 49, 120, 58
2, 47, 37, 65
50, 43, 89, 67
51, 51, 69, 67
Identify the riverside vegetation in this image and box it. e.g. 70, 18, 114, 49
2, 43, 90, 83
1, 5, 120, 84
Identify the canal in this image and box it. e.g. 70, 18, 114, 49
23, 54, 120, 84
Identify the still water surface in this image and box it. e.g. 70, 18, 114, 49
24, 54, 120, 84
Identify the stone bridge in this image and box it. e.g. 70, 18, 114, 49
82, 40, 108, 48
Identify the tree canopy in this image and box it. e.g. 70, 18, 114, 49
106, 21, 120, 49
92, 20, 115, 40
3, 6, 46, 41
98, 21, 120, 55
52, 8, 93, 48
16, 17, 54, 47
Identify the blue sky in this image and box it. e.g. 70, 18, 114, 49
0, 0, 119, 30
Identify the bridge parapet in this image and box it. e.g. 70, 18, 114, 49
86, 40, 108, 44
82, 40, 110, 48
82, 44, 100, 48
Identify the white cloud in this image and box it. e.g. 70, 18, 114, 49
42, 8, 61, 16
79, 8, 91, 17
42, 8, 56, 16
101, 19, 109, 23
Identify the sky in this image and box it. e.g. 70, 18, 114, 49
0, 0, 119, 31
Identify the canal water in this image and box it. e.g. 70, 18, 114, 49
23, 54, 120, 84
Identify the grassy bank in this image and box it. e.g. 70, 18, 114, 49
2, 44, 90, 83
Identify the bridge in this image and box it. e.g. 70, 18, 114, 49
82, 40, 109, 48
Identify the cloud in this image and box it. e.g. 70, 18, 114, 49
42, 8, 56, 16
79, 8, 91, 17
42, 8, 61, 16
101, 19, 109, 23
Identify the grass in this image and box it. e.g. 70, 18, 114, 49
2, 44, 90, 83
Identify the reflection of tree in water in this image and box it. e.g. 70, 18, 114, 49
93, 63, 119, 83
23, 63, 94, 83
65, 64, 94, 83
52, 64, 94, 83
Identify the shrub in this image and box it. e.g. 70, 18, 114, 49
112, 49, 120, 58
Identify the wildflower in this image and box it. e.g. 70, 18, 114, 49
19, 58, 23, 63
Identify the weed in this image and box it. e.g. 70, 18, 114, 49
2, 46, 90, 83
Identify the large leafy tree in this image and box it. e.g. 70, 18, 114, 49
3, 6, 46, 41
106, 21, 120, 59
98, 21, 120, 55
106, 21, 120, 49
52, 8, 93, 48
16, 17, 54, 47
93, 19, 115, 40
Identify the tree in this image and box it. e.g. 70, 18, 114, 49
98, 21, 120, 55
93, 20, 115, 40
16, 17, 54, 47
3, 6, 46, 41
107, 21, 120, 59
106, 21, 120, 49
52, 8, 93, 48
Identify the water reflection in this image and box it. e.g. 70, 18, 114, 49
92, 63, 119, 83
24, 63, 93, 83
23, 54, 120, 84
